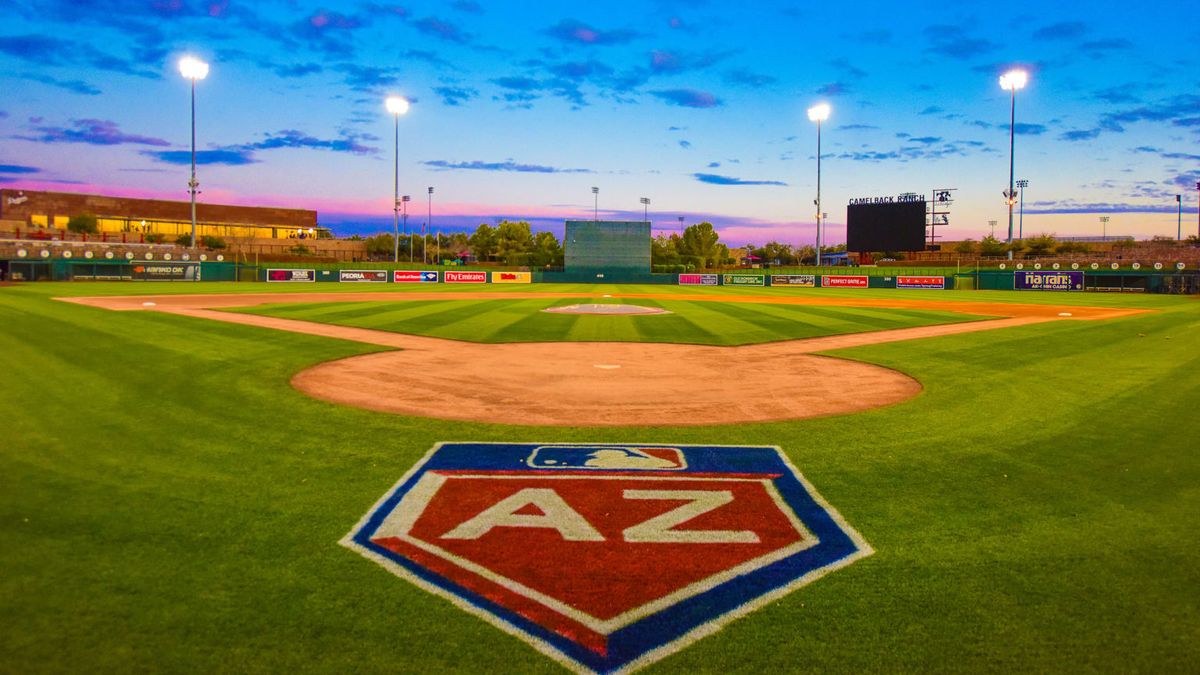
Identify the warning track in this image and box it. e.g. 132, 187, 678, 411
63, 291, 1144, 426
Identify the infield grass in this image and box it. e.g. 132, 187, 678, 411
227, 297, 989, 345
1, 281, 1198, 673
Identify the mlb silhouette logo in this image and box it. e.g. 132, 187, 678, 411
343, 443, 872, 673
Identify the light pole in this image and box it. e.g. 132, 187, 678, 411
1016, 178, 1029, 240
402, 195, 411, 262
989, 220, 997, 238
1196, 181, 1199, 238
1178, 194, 1183, 241
178, 56, 209, 252
1100, 216, 1110, 241
807, 103, 830, 266
999, 69, 1028, 260
426, 186, 434, 265
677, 215, 684, 235
592, 187, 599, 221
640, 197, 650, 222
385, 96, 410, 263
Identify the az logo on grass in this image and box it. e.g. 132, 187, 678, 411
342, 443, 871, 673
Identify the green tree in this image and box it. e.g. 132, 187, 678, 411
469, 223, 498, 261
979, 235, 1007, 256
495, 220, 535, 265
1024, 233, 1056, 257
651, 234, 681, 266
200, 235, 227, 250
364, 233, 395, 257
954, 239, 977, 254
530, 231, 563, 267
679, 221, 721, 269
175, 234, 193, 247
66, 213, 98, 234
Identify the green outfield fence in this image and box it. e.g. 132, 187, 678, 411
3, 259, 1197, 293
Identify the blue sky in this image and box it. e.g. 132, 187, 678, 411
1, 0, 1197, 244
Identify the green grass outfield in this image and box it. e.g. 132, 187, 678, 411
228, 298, 989, 345
1, 282, 1198, 672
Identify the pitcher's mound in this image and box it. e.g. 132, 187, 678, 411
544, 303, 671, 315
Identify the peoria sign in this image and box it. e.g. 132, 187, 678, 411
343, 442, 871, 673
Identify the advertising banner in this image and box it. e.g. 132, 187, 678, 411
1015, 271, 1083, 291
770, 274, 816, 287
492, 271, 532, 284
339, 270, 388, 283
723, 273, 765, 286
821, 275, 869, 288
133, 262, 200, 281
393, 270, 440, 283
267, 268, 316, 282
896, 275, 946, 289
678, 273, 718, 286
444, 270, 487, 284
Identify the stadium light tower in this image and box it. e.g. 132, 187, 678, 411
592, 186, 599, 221
402, 195, 412, 262
385, 96, 410, 263
426, 186, 434, 265
1016, 179, 1029, 239
1178, 194, 1183, 241
677, 215, 684, 235
999, 69, 1028, 260
640, 197, 650, 222
178, 56, 209, 253
1099, 215, 1110, 241
807, 103, 831, 266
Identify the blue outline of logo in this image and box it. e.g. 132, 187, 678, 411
341, 443, 872, 673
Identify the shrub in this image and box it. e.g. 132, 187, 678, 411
201, 235, 226, 250
145, 233, 166, 244
289, 245, 311, 256
175, 234, 193, 247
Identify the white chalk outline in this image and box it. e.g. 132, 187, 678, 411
339, 442, 874, 674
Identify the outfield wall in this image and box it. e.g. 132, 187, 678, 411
3, 259, 1197, 293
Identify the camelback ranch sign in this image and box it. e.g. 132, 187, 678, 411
343, 442, 872, 674
722, 273, 764, 286
1015, 271, 1084, 291
678, 273, 718, 286
771, 274, 816, 287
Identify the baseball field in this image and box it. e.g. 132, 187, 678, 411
2, 281, 1198, 673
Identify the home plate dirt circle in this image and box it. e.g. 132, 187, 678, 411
542, 303, 672, 315
291, 340, 921, 427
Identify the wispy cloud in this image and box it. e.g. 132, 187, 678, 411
0, 164, 40, 175
838, 123, 878, 131
678, 140, 692, 149
651, 89, 722, 108
424, 160, 593, 173
434, 85, 479, 106
922, 25, 999, 60
143, 149, 259, 166
1060, 129, 1101, 141
413, 16, 469, 43
1032, 21, 1087, 41
544, 19, 640, 45
17, 119, 169, 146
723, 68, 777, 88
816, 82, 849, 96
17, 73, 101, 95
693, 173, 786, 186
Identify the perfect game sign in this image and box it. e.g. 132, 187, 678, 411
343, 443, 871, 673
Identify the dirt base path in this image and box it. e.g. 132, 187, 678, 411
64, 290, 1142, 426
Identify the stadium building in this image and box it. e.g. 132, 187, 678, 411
0, 189, 326, 240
